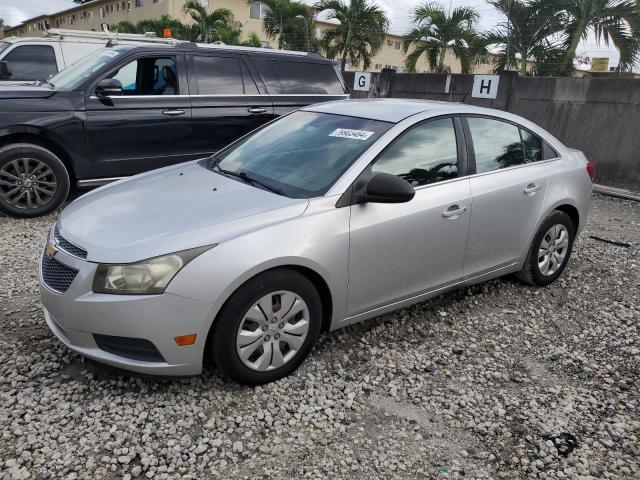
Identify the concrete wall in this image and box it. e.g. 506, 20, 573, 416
344, 70, 640, 193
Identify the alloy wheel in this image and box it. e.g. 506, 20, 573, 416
236, 291, 310, 371
538, 224, 569, 276
0, 158, 58, 210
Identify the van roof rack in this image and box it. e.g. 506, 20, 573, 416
43, 28, 184, 45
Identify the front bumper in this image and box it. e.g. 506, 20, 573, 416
39, 246, 215, 376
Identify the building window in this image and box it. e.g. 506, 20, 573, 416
99, 8, 105, 18
394, 41, 400, 49
387, 39, 392, 46
315, 26, 323, 38
135, 0, 143, 6
249, 2, 269, 20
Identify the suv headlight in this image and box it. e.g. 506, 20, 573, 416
92, 245, 213, 295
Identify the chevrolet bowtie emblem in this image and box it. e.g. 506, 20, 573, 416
46, 242, 58, 259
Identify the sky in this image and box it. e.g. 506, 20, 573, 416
0, 0, 620, 68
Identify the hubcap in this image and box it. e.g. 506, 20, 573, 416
0, 158, 57, 210
538, 224, 569, 276
236, 291, 310, 371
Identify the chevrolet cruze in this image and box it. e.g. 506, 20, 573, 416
39, 99, 593, 385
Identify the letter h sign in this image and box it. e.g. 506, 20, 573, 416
472, 75, 500, 99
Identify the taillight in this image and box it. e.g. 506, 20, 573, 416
586, 161, 595, 181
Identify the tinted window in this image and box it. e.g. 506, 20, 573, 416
372, 118, 458, 187
210, 111, 391, 197
467, 117, 524, 173
108, 57, 177, 95
194, 56, 244, 94
266, 60, 344, 94
521, 130, 543, 162
3, 45, 58, 81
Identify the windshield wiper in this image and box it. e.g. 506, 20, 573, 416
214, 164, 282, 195
37, 78, 55, 89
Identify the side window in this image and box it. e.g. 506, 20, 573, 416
2, 45, 58, 81
521, 129, 543, 163
467, 117, 524, 173
266, 60, 344, 95
372, 118, 459, 187
193, 56, 245, 95
107, 57, 177, 95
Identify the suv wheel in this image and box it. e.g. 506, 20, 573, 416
211, 269, 322, 385
517, 210, 575, 286
0, 143, 70, 218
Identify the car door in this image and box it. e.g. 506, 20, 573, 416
462, 116, 551, 277
188, 53, 274, 156
84, 52, 193, 178
347, 117, 472, 316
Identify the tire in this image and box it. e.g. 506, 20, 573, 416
0, 143, 70, 218
211, 269, 322, 385
517, 210, 575, 286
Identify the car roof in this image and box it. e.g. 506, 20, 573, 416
304, 98, 487, 123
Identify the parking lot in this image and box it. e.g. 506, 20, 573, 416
0, 193, 638, 479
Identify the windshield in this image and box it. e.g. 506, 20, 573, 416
49, 47, 126, 90
206, 111, 392, 198
0, 42, 10, 55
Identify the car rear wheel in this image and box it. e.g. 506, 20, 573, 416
517, 210, 575, 286
211, 269, 322, 385
0, 143, 70, 218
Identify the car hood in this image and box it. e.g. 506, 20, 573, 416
0, 85, 56, 99
58, 162, 310, 263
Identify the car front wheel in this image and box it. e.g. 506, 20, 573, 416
0, 143, 70, 218
517, 210, 575, 286
211, 269, 322, 385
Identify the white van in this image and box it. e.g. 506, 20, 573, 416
0, 29, 179, 85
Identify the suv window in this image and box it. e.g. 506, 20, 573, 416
266, 60, 344, 94
372, 118, 458, 187
2, 45, 58, 81
467, 117, 524, 173
193, 56, 258, 95
108, 57, 178, 95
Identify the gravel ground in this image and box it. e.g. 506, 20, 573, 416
0, 193, 639, 480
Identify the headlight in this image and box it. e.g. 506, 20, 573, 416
92, 245, 213, 295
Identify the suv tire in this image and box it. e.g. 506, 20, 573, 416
211, 269, 322, 385
0, 143, 70, 218
517, 210, 575, 286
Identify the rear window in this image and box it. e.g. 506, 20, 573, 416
266, 60, 344, 95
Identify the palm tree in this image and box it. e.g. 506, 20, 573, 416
315, 0, 389, 72
486, 0, 564, 75
253, 0, 313, 49
550, 0, 640, 73
402, 2, 484, 74
243, 32, 265, 47
137, 15, 188, 39
183, 0, 238, 43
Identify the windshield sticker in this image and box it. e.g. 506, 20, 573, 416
102, 50, 119, 58
329, 128, 375, 141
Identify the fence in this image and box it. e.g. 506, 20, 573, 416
343, 70, 640, 194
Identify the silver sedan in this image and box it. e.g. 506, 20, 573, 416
39, 99, 593, 384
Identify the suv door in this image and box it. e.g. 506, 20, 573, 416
347, 117, 472, 315
188, 53, 274, 156
461, 116, 553, 277
84, 53, 193, 178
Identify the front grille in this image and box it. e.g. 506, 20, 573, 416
54, 224, 87, 259
93, 334, 165, 362
42, 254, 78, 294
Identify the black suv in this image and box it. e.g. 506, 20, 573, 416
0, 42, 348, 217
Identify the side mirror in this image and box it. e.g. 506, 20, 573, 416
363, 172, 415, 204
0, 61, 11, 80
95, 78, 123, 97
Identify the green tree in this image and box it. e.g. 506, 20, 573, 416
402, 2, 484, 73
243, 32, 264, 47
137, 15, 189, 39
486, 0, 564, 75
112, 20, 138, 34
315, 0, 389, 72
183, 0, 238, 44
551, 0, 640, 73
252, 0, 313, 49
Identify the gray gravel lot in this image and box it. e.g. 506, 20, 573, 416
0, 193, 639, 480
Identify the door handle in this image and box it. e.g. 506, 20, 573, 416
442, 205, 467, 219
162, 109, 185, 116
523, 183, 541, 195
248, 107, 267, 114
